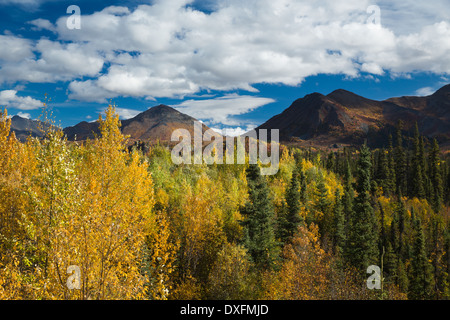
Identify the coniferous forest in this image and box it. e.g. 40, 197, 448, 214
1, 106, 449, 300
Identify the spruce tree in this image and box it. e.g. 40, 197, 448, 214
384, 241, 398, 283
279, 167, 303, 244
408, 218, 434, 300
396, 194, 407, 259
314, 172, 332, 237
298, 161, 307, 204
342, 159, 354, 225
395, 121, 407, 196
411, 123, 425, 198
387, 134, 397, 195
375, 149, 390, 195
346, 144, 379, 275
240, 164, 279, 270
429, 138, 443, 213
333, 188, 346, 257
326, 151, 335, 172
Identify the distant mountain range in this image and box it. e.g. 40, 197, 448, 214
9, 84, 450, 150
12, 104, 211, 144
257, 84, 450, 149
9, 115, 55, 141
63, 104, 210, 143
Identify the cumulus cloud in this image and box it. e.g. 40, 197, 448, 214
0, 39, 104, 84
415, 87, 436, 96
171, 94, 275, 126
16, 112, 31, 119
0, 90, 43, 110
28, 18, 56, 32
0, 0, 449, 110
114, 107, 141, 120
98, 106, 141, 120
61, 1, 450, 102
0, 35, 34, 62
211, 126, 256, 137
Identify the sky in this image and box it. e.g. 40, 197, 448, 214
0, 0, 449, 135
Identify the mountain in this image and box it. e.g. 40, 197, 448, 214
63, 120, 100, 141
10, 115, 55, 141
256, 84, 450, 149
63, 104, 212, 143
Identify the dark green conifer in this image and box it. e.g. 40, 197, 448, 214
240, 164, 279, 270
408, 218, 434, 300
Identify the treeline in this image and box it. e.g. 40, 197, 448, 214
0, 106, 448, 300
320, 121, 449, 211
298, 121, 450, 299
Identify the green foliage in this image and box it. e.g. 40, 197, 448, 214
346, 144, 379, 275
408, 218, 434, 300
240, 164, 279, 271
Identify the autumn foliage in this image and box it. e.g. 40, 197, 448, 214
0, 106, 448, 300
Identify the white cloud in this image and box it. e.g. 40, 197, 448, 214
172, 94, 275, 126
110, 107, 141, 120
211, 126, 256, 137
0, 0, 39, 4
0, 90, 42, 110
28, 18, 56, 32
0, 40, 104, 84
376, 0, 450, 35
0, 0, 57, 7
415, 87, 436, 96
16, 112, 31, 119
0, 35, 34, 62
0, 0, 449, 108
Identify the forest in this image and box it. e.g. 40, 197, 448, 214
0, 105, 449, 300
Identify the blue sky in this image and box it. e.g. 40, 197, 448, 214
0, 0, 449, 135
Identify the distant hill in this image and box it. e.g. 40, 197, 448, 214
9, 85, 450, 150
256, 84, 450, 149
63, 104, 212, 143
10, 115, 55, 141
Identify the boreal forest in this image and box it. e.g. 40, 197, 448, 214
0, 105, 449, 300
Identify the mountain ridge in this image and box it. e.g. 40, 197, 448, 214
256, 84, 450, 149
8, 84, 450, 149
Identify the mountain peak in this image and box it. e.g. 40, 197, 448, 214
138, 104, 183, 118
328, 88, 354, 96
432, 84, 450, 96
257, 85, 450, 149
148, 104, 175, 111
327, 89, 376, 105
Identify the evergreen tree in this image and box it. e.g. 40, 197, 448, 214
397, 260, 409, 293
408, 218, 434, 300
342, 159, 354, 225
395, 121, 407, 196
444, 225, 450, 298
346, 144, 378, 275
298, 161, 307, 204
375, 149, 390, 195
240, 164, 279, 270
314, 172, 332, 237
387, 134, 396, 195
279, 168, 304, 244
326, 151, 335, 172
411, 123, 425, 198
333, 188, 346, 257
429, 215, 448, 299
383, 241, 397, 283
445, 162, 450, 205
396, 194, 407, 260
429, 138, 443, 213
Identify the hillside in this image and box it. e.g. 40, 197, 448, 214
256, 84, 450, 149
63, 104, 212, 143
